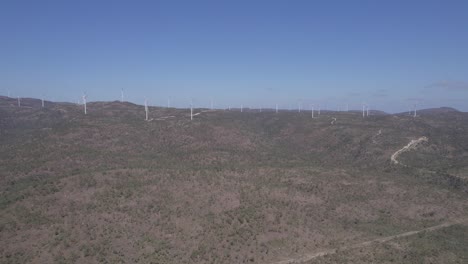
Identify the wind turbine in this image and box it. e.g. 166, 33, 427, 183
318, 104, 321, 116
121, 89, 124, 103
241, 104, 243, 113
145, 99, 149, 121
362, 103, 366, 118
82, 93, 87, 114
311, 105, 314, 118
167, 98, 170, 108
17, 96, 20, 107
413, 104, 417, 118
42, 95, 45, 108
7, 90, 10, 98
190, 98, 193, 120
276, 103, 278, 114
367, 105, 370, 117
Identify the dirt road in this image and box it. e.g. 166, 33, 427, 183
273, 217, 468, 264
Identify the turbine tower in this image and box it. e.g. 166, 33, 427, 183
82, 93, 87, 114
17, 96, 20, 107
413, 104, 417, 118
311, 105, 314, 118
42, 95, 45, 108
276, 103, 278, 114
144, 99, 149, 121
121, 89, 124, 103
167, 98, 170, 108
190, 98, 193, 120
241, 104, 243, 113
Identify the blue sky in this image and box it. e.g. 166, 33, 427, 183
1, 0, 467, 112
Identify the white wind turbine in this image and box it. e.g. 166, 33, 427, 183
276, 103, 278, 113
17, 96, 21, 107
311, 104, 315, 118
241, 104, 243, 113
121, 89, 124, 103
82, 93, 87, 114
42, 94, 45, 108
413, 103, 417, 118
190, 98, 193, 120
362, 102, 366, 118
144, 99, 149, 121
167, 98, 170, 108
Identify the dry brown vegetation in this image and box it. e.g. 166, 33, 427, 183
1, 97, 467, 263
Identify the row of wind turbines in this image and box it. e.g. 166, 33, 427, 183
7, 90, 419, 121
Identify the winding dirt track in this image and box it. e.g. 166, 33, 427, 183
273, 217, 468, 264
390, 136, 428, 165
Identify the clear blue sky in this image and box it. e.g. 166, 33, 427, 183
1, 0, 467, 112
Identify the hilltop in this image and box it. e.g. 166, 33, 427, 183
416, 107, 460, 115
1, 97, 467, 263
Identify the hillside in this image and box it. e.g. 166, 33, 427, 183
1, 98, 468, 263
417, 107, 460, 115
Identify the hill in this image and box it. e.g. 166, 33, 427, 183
417, 107, 460, 115
396, 107, 461, 116
1, 98, 467, 263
